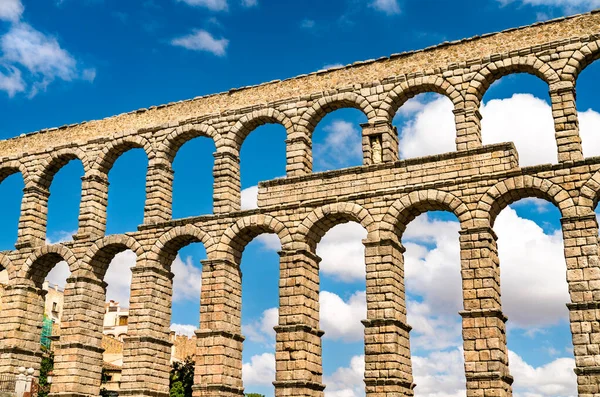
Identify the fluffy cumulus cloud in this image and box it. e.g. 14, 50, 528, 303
0, 0, 23, 22
0, 1, 94, 97
496, 0, 600, 12
317, 223, 368, 282
396, 93, 600, 166
242, 353, 275, 386
172, 29, 229, 56
241, 185, 259, 210
176, 0, 229, 11
320, 291, 366, 342
103, 250, 137, 305
242, 307, 278, 345
509, 351, 576, 396
412, 348, 467, 397
369, 0, 401, 15
314, 120, 363, 171
323, 355, 365, 397
241, 0, 257, 7
172, 255, 203, 303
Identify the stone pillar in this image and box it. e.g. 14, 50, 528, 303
363, 237, 414, 396
561, 214, 600, 396
285, 136, 312, 177
213, 152, 241, 215
274, 249, 324, 397
120, 264, 174, 397
16, 185, 49, 249
454, 107, 482, 151
50, 276, 107, 397
361, 121, 399, 165
459, 227, 512, 397
550, 82, 583, 163
0, 283, 45, 375
144, 163, 174, 224
193, 259, 244, 397
75, 174, 109, 240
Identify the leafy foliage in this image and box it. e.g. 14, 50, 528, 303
169, 357, 195, 397
37, 351, 54, 397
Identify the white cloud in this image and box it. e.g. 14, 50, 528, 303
369, 0, 401, 15
0, 0, 23, 22
82, 68, 96, 83
171, 29, 229, 56
509, 351, 576, 397
104, 250, 136, 306
301, 19, 316, 29
170, 323, 196, 337
45, 260, 70, 288
172, 255, 203, 303
314, 120, 363, 171
579, 108, 600, 158
323, 63, 344, 70
496, 0, 600, 12
242, 307, 278, 345
242, 353, 275, 386
320, 290, 366, 342
176, 0, 229, 11
317, 223, 367, 282
241, 185, 258, 210
0, 65, 25, 97
406, 299, 463, 351
397, 93, 600, 167
0, 22, 93, 97
323, 355, 365, 397
241, 0, 257, 7
412, 348, 466, 397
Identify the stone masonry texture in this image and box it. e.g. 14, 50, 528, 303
0, 9, 599, 397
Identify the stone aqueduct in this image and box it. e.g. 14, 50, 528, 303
1, 9, 600, 397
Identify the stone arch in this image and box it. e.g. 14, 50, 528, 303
19, 244, 78, 287
579, 169, 600, 211
36, 147, 91, 189
83, 234, 144, 280
381, 189, 473, 240
228, 108, 294, 153
476, 175, 576, 227
561, 39, 600, 82
217, 214, 292, 263
297, 202, 376, 251
161, 123, 223, 163
298, 92, 377, 136
0, 252, 14, 282
0, 160, 30, 185
150, 225, 216, 266
378, 76, 464, 122
95, 135, 155, 175
466, 56, 561, 105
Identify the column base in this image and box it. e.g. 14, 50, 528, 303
365, 379, 415, 396
273, 380, 325, 397
192, 384, 244, 397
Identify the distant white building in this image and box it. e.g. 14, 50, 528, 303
103, 300, 129, 341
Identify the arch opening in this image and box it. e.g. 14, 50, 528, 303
172, 136, 215, 218
239, 124, 287, 211
46, 159, 84, 243
575, 57, 600, 159
105, 149, 148, 235
393, 92, 457, 160
496, 197, 576, 396
0, 170, 24, 250
402, 210, 466, 396
312, 108, 367, 172
480, 73, 555, 166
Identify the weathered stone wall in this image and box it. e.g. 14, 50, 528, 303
0, 9, 599, 397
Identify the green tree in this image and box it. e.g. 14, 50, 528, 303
38, 350, 54, 397
169, 357, 195, 397
245, 394, 265, 397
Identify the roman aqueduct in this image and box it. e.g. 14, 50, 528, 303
1, 10, 600, 397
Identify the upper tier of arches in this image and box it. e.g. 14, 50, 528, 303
0, 38, 597, 247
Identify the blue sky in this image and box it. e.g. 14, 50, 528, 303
1, 0, 600, 396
